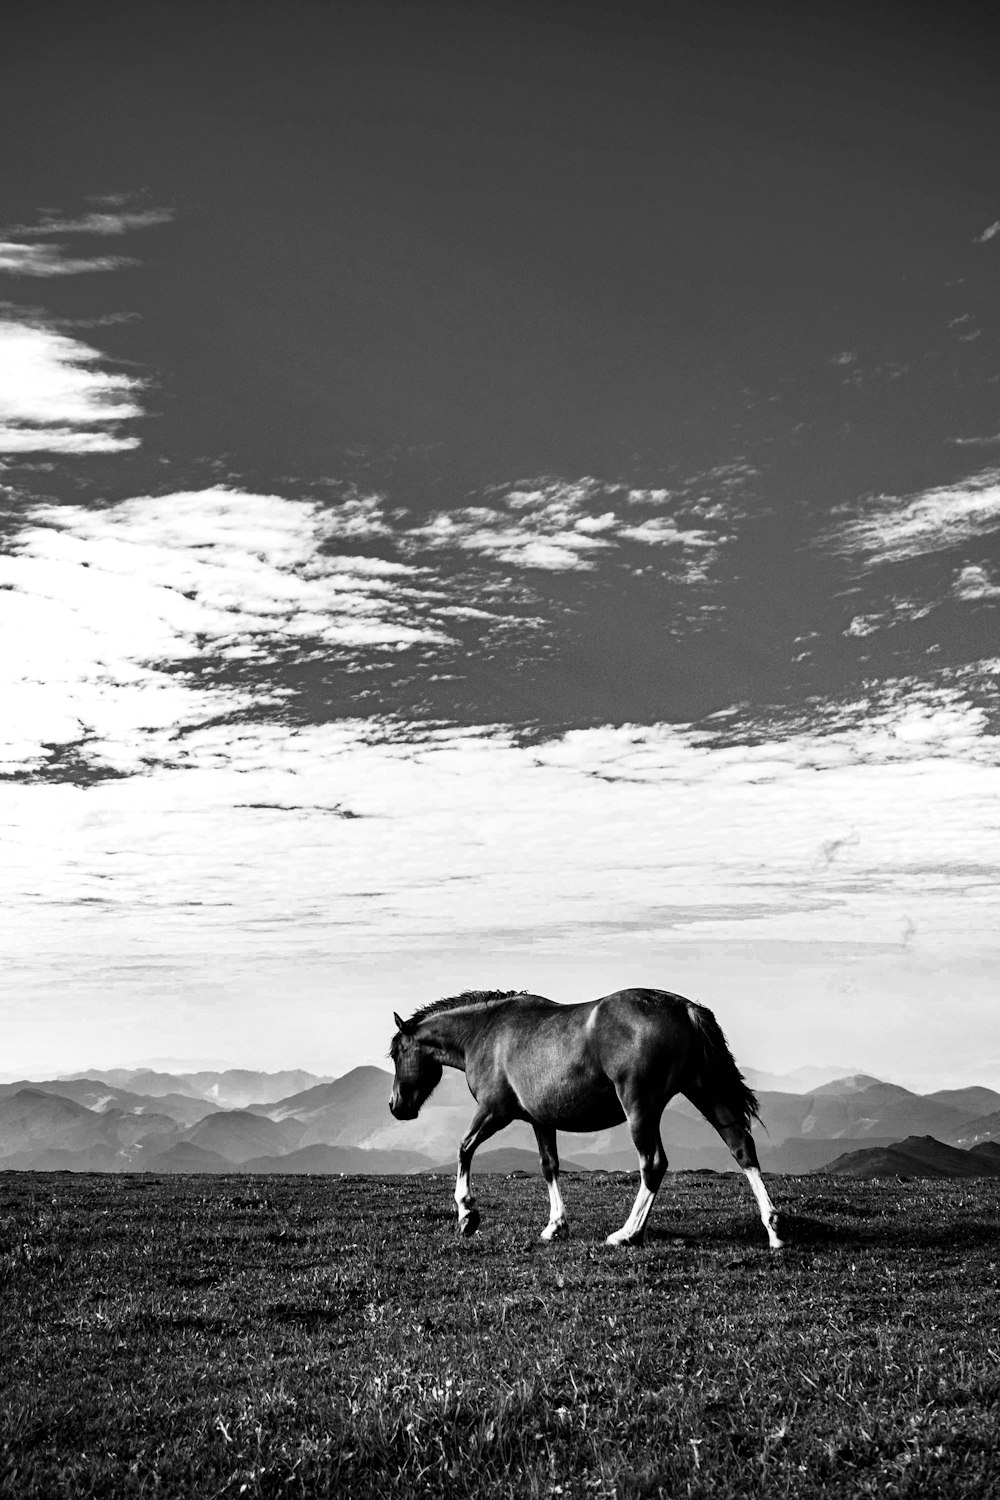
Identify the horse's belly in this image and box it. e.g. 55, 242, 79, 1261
534, 1091, 626, 1133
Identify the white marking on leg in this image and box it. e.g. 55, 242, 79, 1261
606, 1180, 656, 1246
744, 1166, 784, 1249
540, 1176, 569, 1241
455, 1161, 478, 1234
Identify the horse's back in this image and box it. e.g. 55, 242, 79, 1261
592, 986, 692, 1014
508, 986, 690, 1024
502, 987, 695, 1059
585, 988, 700, 1074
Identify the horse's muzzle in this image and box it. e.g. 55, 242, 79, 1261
389, 1096, 417, 1120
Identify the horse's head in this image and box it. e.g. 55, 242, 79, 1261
388, 1012, 443, 1119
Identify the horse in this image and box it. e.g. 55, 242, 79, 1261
389, 986, 784, 1249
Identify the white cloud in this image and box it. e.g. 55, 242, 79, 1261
844, 615, 879, 638
975, 220, 1000, 243
0, 319, 142, 453
0, 425, 141, 454
2, 698, 998, 1076
321, 492, 397, 541
0, 241, 132, 276
0, 201, 174, 451
432, 605, 500, 620
822, 470, 1000, 566
0, 488, 452, 776
406, 483, 614, 571
954, 563, 1000, 600
12, 207, 174, 237
328, 477, 738, 576
0, 200, 173, 276
625, 487, 672, 505
844, 599, 931, 636
618, 516, 714, 549
409, 503, 612, 572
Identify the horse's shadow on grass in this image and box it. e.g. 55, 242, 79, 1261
268, 1301, 350, 1327
169, 1314, 233, 1333
645, 1212, 1000, 1251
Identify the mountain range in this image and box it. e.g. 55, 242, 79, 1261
2, 1064, 1000, 1177
824, 1137, 1000, 1179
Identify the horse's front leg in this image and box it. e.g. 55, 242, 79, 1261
532, 1123, 569, 1241
455, 1107, 504, 1236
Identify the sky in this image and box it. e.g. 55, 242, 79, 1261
1, 0, 998, 1088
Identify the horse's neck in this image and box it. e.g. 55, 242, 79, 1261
419, 1009, 476, 1071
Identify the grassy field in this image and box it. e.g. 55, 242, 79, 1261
2, 1169, 999, 1498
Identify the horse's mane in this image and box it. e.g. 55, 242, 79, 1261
403, 989, 528, 1030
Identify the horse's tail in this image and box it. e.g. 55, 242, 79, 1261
684, 1001, 761, 1130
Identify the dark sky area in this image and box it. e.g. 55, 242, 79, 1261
2, 0, 998, 737
4, 0, 996, 479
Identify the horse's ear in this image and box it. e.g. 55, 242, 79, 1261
393, 1011, 409, 1034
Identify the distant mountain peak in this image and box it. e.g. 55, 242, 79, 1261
810, 1074, 887, 1096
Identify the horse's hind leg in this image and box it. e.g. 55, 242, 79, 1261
455, 1107, 504, 1236
606, 1109, 667, 1247
533, 1124, 569, 1241
692, 1096, 784, 1250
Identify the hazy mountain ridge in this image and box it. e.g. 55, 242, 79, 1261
3, 1067, 1000, 1176
0, 1078, 220, 1127
58, 1068, 332, 1109
0, 1090, 179, 1170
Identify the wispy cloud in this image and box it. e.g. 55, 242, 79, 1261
0, 241, 133, 277
947, 312, 981, 343
0, 488, 453, 778
820, 470, 1000, 566
11, 206, 174, 237
0, 319, 143, 453
407, 498, 613, 572
844, 600, 931, 637
1, 200, 173, 276
975, 220, 1000, 243
0, 201, 174, 451
325, 477, 739, 577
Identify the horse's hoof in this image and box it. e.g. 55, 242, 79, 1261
459, 1207, 480, 1237
540, 1219, 569, 1242
605, 1231, 643, 1248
